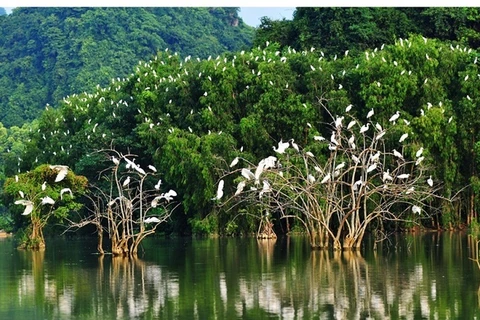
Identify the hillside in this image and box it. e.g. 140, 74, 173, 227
0, 7, 254, 127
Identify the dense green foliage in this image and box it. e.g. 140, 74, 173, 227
0, 7, 254, 127
2, 8, 480, 239
254, 8, 480, 55
3, 34, 476, 237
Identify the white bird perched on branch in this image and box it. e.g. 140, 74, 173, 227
123, 176, 131, 188
335, 162, 346, 171
412, 205, 421, 215
399, 133, 408, 143
148, 165, 157, 172
330, 132, 339, 145
370, 151, 381, 163
367, 163, 377, 173
360, 123, 370, 134
415, 156, 425, 166
15, 199, 34, 215
397, 173, 410, 180
383, 170, 393, 182
41, 196, 55, 205
366, 108, 374, 119
154, 179, 162, 190
234, 181, 246, 196
212, 180, 224, 200
229, 157, 239, 168
415, 147, 424, 158
320, 173, 331, 184
307, 174, 316, 184
290, 139, 300, 152
50, 165, 69, 182
314, 135, 325, 141
389, 111, 400, 124
241, 168, 255, 181
427, 176, 433, 187
111, 156, 120, 166
393, 149, 404, 160
347, 120, 356, 130
144, 217, 161, 223
42, 181, 47, 191
60, 188, 72, 200
259, 180, 272, 198
375, 130, 386, 141
273, 140, 290, 154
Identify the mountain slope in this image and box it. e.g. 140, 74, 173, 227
0, 7, 254, 127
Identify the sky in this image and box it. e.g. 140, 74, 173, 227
239, 7, 295, 27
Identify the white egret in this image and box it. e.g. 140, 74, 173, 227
335, 162, 346, 171
273, 140, 290, 154
305, 151, 315, 157
366, 108, 374, 119
347, 120, 356, 130
360, 123, 370, 134
334, 116, 344, 128
148, 165, 157, 172
307, 174, 316, 184
41, 196, 55, 205
389, 111, 400, 123
241, 168, 255, 181
259, 180, 272, 198
393, 149, 404, 160
399, 133, 408, 143
330, 132, 339, 145
15, 199, 34, 215
415, 147, 424, 158
234, 181, 246, 196
383, 170, 393, 182
290, 139, 300, 152
375, 130, 386, 141
144, 217, 161, 223
42, 181, 47, 191
370, 151, 381, 163
229, 157, 239, 168
397, 173, 410, 179
112, 156, 120, 166
345, 104, 353, 113
50, 165, 69, 182
314, 136, 325, 141
123, 176, 131, 188
212, 180, 224, 200
406, 187, 415, 194
60, 188, 73, 200
352, 155, 360, 164
412, 205, 421, 215
320, 173, 331, 184
367, 163, 377, 173
161, 189, 177, 202
19, 191, 24, 198
154, 179, 162, 190
427, 176, 433, 187
415, 156, 425, 166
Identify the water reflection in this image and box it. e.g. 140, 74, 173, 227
0, 233, 480, 319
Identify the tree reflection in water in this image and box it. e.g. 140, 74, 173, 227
2, 233, 480, 319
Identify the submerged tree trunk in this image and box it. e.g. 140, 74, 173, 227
20, 219, 46, 250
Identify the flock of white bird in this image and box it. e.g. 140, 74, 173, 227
12, 34, 479, 221
14, 165, 71, 216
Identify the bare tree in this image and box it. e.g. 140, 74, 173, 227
66, 149, 178, 257
221, 106, 448, 250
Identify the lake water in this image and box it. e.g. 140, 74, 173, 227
0, 232, 480, 319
